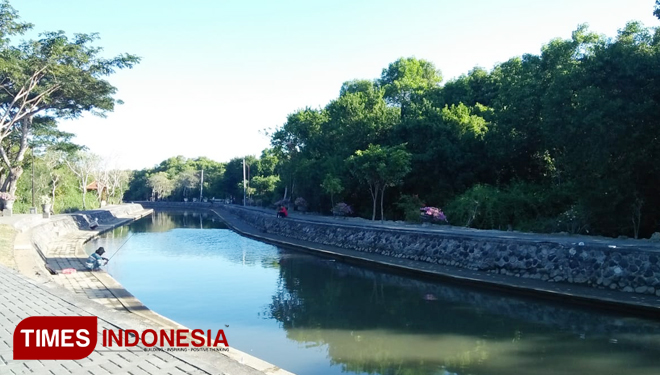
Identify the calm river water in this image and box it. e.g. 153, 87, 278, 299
85, 211, 660, 375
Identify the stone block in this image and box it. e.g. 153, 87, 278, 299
635, 286, 648, 294
650, 232, 660, 242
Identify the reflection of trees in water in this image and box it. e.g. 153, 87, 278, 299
267, 255, 660, 375
288, 257, 660, 338
267, 256, 508, 374
127, 211, 227, 233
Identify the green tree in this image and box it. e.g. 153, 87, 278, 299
147, 172, 174, 201
0, 1, 139, 207
379, 57, 442, 120
347, 144, 411, 221
320, 174, 343, 211
64, 151, 100, 210
175, 169, 199, 200
251, 175, 280, 203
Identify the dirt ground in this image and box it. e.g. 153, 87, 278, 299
0, 225, 17, 269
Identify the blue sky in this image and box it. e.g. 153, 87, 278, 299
14, 0, 659, 170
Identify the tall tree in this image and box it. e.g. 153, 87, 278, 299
64, 151, 100, 210
379, 57, 442, 120
347, 144, 411, 221
0, 1, 139, 208
147, 172, 174, 201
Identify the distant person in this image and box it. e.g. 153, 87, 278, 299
86, 247, 108, 270
277, 205, 288, 218
89, 218, 99, 230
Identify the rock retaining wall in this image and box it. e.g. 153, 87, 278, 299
221, 205, 660, 297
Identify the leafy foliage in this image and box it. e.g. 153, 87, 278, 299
0, 0, 138, 209
265, 14, 660, 238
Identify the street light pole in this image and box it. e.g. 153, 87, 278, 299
199, 169, 204, 202
242, 158, 246, 206
31, 146, 35, 208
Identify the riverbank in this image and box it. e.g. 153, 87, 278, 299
198, 203, 660, 319
0, 204, 292, 375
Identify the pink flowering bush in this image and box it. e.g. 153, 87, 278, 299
333, 202, 353, 216
0, 192, 16, 201
420, 207, 447, 223
294, 197, 308, 208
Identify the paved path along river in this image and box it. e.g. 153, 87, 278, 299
0, 210, 287, 375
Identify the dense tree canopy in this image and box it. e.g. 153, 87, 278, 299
76, 3, 660, 239
0, 0, 139, 210
262, 19, 660, 238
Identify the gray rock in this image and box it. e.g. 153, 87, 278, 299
635, 286, 648, 294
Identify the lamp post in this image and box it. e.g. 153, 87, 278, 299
31, 147, 34, 207
199, 169, 204, 202
242, 158, 246, 206
30, 145, 36, 214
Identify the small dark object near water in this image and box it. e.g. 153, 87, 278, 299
89, 218, 99, 230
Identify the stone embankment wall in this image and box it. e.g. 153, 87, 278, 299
221, 205, 660, 297
27, 204, 148, 257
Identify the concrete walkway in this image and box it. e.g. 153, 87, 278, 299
211, 206, 660, 319
0, 263, 269, 375
0, 210, 291, 375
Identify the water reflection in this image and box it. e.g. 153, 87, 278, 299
269, 239, 660, 374
87, 211, 660, 375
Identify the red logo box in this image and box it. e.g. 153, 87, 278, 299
13, 316, 98, 360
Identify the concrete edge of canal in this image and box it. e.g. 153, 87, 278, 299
208, 206, 660, 321
5, 204, 295, 375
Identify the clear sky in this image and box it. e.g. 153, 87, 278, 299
13, 0, 660, 170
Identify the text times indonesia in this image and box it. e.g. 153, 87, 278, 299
14, 316, 229, 360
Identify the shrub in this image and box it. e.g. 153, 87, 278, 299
0, 192, 16, 201
332, 202, 353, 216
273, 198, 291, 209
395, 194, 425, 223
294, 197, 308, 208
420, 207, 447, 223
445, 182, 575, 232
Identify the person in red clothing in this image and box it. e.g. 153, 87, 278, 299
277, 205, 288, 218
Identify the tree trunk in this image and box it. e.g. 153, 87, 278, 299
330, 193, 334, 212
380, 186, 387, 223
1, 166, 23, 197
51, 177, 58, 210
632, 198, 643, 239
368, 182, 378, 221
0, 117, 31, 197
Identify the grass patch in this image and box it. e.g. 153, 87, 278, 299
0, 224, 17, 269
